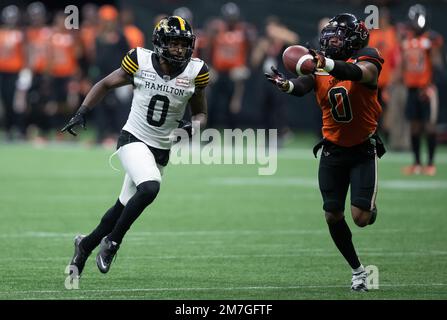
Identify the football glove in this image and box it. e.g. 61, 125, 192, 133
308, 48, 326, 70
61, 105, 88, 136
177, 119, 193, 138
264, 66, 290, 92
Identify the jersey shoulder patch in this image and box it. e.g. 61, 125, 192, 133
121, 48, 139, 76
194, 62, 209, 89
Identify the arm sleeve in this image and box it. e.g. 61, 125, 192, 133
289, 75, 315, 97
194, 63, 210, 89
120, 48, 139, 76
329, 61, 363, 81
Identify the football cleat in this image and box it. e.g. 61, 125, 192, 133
68, 235, 91, 278
351, 270, 369, 292
422, 165, 436, 176
402, 164, 422, 176
96, 237, 120, 274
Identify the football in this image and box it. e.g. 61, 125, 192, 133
282, 45, 316, 76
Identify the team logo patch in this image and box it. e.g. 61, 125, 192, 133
175, 77, 190, 87
141, 71, 156, 81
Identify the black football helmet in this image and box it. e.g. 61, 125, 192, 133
152, 16, 196, 67
320, 13, 369, 60
408, 4, 428, 34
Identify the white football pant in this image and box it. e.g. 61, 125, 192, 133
117, 142, 164, 205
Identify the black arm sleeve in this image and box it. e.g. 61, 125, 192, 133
289, 75, 315, 97
329, 61, 363, 81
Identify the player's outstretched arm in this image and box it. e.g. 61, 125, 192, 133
61, 68, 132, 136
265, 66, 315, 97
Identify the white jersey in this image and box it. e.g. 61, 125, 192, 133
121, 47, 208, 149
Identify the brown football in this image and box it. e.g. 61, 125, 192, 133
282, 45, 316, 76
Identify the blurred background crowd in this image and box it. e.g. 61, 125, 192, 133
0, 0, 446, 150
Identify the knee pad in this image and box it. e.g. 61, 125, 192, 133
136, 181, 160, 203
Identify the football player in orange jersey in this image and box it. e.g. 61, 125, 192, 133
401, 4, 444, 176
266, 13, 386, 292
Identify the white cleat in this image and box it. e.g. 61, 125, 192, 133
351, 270, 369, 292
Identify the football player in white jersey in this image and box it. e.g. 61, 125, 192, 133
62, 16, 209, 276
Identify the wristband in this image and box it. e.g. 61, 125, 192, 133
286, 80, 294, 93
323, 58, 335, 72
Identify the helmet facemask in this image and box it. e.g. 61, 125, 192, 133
320, 25, 351, 60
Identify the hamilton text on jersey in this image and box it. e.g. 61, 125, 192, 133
144, 81, 186, 96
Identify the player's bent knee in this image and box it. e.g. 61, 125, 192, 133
351, 205, 370, 228
136, 180, 160, 204
353, 215, 369, 228
324, 211, 345, 225
323, 201, 344, 216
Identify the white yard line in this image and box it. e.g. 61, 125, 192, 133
1, 283, 446, 295
1, 249, 446, 263
0, 227, 430, 239
209, 177, 447, 190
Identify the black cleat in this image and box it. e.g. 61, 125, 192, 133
68, 235, 91, 278
369, 206, 378, 225
96, 237, 120, 274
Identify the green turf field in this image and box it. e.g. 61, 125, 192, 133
0, 136, 446, 300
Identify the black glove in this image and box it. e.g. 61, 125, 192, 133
264, 66, 290, 92
61, 105, 88, 136
308, 48, 326, 70
177, 119, 193, 138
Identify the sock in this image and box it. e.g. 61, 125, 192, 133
427, 133, 436, 166
410, 134, 421, 165
107, 181, 160, 244
352, 264, 365, 274
328, 218, 361, 270
81, 199, 124, 253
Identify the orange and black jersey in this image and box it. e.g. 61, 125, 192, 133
401, 29, 443, 88
314, 47, 384, 147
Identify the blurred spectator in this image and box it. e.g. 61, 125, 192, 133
207, 2, 256, 128
79, 3, 98, 116
0, 5, 26, 140
400, 4, 444, 176
80, 3, 98, 67
121, 7, 145, 49
251, 16, 298, 144
46, 11, 82, 136
369, 7, 401, 140
93, 5, 130, 146
25, 1, 52, 142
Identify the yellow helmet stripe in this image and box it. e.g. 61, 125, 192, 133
173, 16, 186, 31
